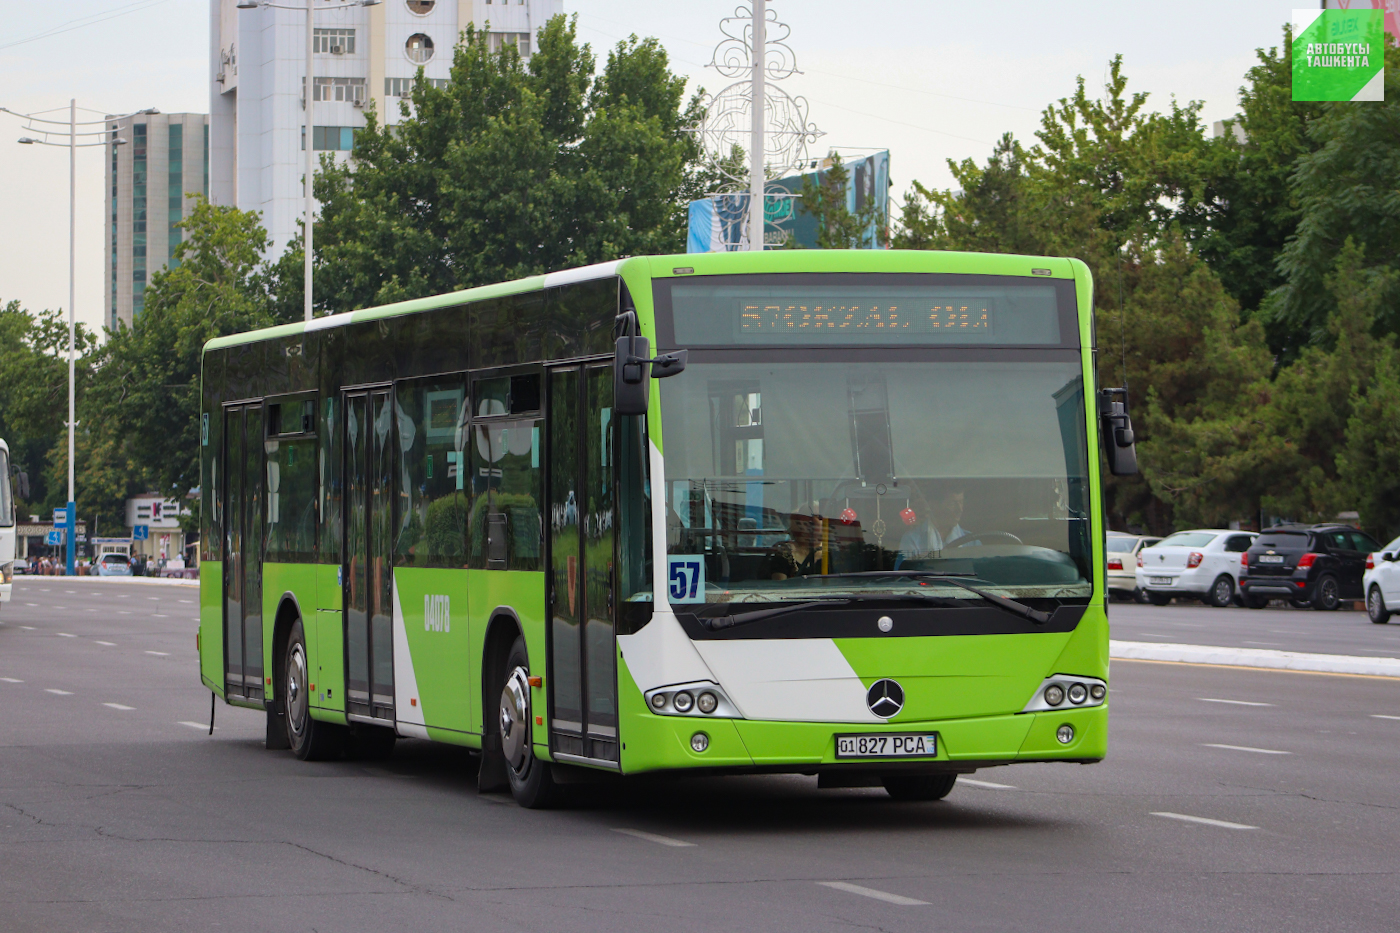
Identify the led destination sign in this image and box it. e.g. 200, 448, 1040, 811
665, 279, 1066, 347
739, 303, 991, 335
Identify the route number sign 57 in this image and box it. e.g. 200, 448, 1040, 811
667, 555, 706, 604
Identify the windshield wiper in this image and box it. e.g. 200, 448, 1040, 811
694, 599, 852, 631
797, 571, 1052, 625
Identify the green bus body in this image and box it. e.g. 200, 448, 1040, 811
199, 249, 1109, 780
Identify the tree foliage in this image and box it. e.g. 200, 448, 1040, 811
312, 17, 707, 312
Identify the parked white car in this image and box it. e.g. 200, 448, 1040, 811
1364, 535, 1400, 624
1135, 529, 1257, 607
1106, 532, 1161, 601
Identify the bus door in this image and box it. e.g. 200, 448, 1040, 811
223, 402, 265, 702
343, 387, 395, 722
547, 363, 618, 763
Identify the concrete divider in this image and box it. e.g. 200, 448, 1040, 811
1111, 639, 1400, 678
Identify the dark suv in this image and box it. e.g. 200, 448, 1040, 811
1240, 524, 1382, 610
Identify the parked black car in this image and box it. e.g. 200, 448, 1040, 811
1239, 524, 1382, 610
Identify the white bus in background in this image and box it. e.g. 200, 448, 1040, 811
0, 439, 20, 605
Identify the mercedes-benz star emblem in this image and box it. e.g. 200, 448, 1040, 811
866, 679, 904, 718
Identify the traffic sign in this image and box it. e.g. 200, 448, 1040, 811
45, 530, 63, 546
53, 507, 67, 524
133, 525, 149, 541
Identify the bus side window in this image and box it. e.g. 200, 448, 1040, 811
498, 420, 543, 572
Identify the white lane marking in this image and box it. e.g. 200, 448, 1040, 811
147, 597, 159, 601
65, 590, 75, 594
45, 689, 73, 695
817, 881, 929, 906
20, 625, 35, 630
611, 828, 696, 848
1371, 714, 1400, 721
1202, 743, 1291, 755
118, 611, 131, 615
95, 641, 116, 646
56, 633, 76, 638
178, 599, 192, 604
960, 778, 1017, 790
178, 721, 214, 731
1152, 811, 1257, 830
117, 595, 129, 599
145, 651, 171, 657
152, 614, 168, 618
103, 703, 134, 711
1, 677, 23, 683
25, 602, 38, 606
1198, 698, 1274, 707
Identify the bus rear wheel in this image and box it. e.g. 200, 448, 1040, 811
881, 773, 957, 801
285, 619, 345, 761
500, 636, 563, 809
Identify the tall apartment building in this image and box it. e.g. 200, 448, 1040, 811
104, 113, 211, 329
209, 0, 562, 258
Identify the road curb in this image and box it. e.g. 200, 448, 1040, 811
1110, 639, 1400, 678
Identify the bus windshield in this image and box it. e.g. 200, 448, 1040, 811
656, 358, 1092, 604
0, 447, 12, 528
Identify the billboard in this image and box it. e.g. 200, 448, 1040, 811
688, 150, 890, 252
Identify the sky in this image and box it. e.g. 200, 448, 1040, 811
0, 0, 1294, 338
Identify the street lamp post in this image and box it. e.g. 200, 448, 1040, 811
4, 101, 157, 576
237, 0, 380, 323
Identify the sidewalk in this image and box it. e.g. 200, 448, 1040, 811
1111, 639, 1400, 678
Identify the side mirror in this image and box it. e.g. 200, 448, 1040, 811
1099, 387, 1138, 476
1385, 551, 1397, 563
613, 335, 688, 416
15, 471, 29, 500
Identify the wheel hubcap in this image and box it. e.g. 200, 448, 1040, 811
287, 644, 308, 736
499, 667, 530, 773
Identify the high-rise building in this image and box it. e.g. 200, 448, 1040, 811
104, 113, 211, 330
209, 0, 562, 258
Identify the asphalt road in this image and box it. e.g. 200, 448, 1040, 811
3, 577, 1400, 932
1110, 599, 1400, 657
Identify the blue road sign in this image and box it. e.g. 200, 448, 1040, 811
133, 525, 149, 541
45, 530, 62, 546
53, 508, 68, 524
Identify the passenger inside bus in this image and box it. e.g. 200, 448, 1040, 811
761, 502, 824, 580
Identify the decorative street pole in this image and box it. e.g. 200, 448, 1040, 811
5, 101, 157, 574
748, 0, 765, 251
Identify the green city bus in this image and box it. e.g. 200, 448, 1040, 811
197, 249, 1138, 807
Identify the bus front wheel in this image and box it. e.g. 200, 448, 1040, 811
881, 773, 957, 801
501, 636, 563, 809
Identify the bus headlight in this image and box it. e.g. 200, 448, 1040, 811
643, 682, 741, 719
1022, 675, 1108, 713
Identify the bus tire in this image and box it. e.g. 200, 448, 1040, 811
501, 635, 563, 809
881, 773, 957, 801
285, 619, 345, 761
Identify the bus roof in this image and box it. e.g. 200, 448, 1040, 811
203, 249, 1083, 353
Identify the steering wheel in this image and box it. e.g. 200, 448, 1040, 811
946, 531, 1023, 548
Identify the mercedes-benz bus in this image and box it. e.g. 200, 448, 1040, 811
197, 250, 1138, 806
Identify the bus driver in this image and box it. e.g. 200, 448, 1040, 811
898, 482, 970, 564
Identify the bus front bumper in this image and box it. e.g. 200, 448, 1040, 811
618, 704, 1106, 776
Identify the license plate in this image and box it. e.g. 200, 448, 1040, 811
1258, 555, 1284, 564
835, 733, 938, 759
1150, 576, 1172, 585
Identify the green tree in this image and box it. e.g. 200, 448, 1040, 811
77, 196, 285, 530
312, 17, 706, 312
1263, 40, 1400, 358
1191, 26, 1324, 321
0, 300, 98, 512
